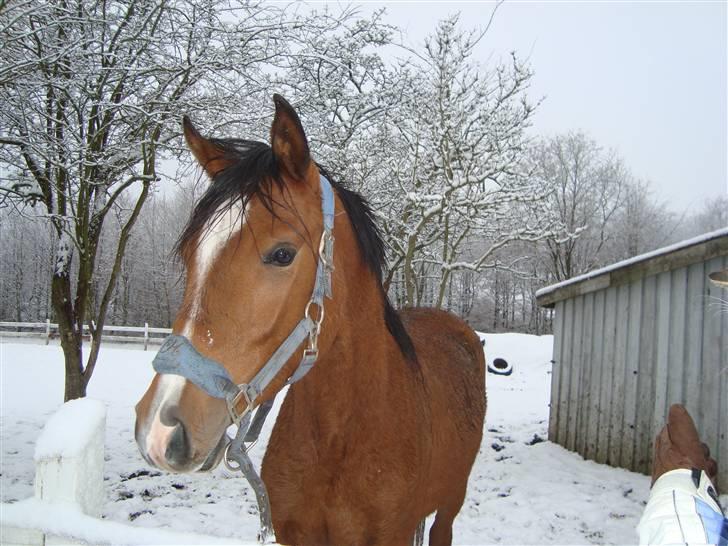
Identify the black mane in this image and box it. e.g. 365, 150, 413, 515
177, 137, 417, 364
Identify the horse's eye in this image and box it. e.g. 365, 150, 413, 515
266, 246, 296, 267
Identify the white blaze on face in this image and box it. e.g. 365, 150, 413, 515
182, 200, 247, 338
143, 199, 246, 467
145, 374, 186, 468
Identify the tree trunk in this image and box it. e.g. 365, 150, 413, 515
436, 269, 451, 310
403, 235, 417, 306
493, 270, 499, 331
52, 272, 86, 401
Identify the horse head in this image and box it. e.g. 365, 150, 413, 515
134, 95, 342, 472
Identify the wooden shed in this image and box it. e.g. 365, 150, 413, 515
536, 228, 728, 489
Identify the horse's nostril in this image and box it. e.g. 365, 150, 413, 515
159, 404, 180, 427
165, 423, 190, 466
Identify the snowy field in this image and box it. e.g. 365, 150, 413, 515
1, 333, 705, 545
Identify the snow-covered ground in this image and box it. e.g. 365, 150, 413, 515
0, 333, 704, 544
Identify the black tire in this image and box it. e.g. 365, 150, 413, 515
487, 357, 512, 376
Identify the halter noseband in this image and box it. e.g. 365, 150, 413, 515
150, 174, 335, 544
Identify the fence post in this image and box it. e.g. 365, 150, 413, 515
144, 322, 149, 351
45, 319, 50, 345
34, 399, 107, 517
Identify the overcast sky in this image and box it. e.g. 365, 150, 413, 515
351, 0, 727, 214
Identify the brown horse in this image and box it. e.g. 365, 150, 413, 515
135, 95, 486, 546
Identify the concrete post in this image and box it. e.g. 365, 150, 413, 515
33, 398, 107, 517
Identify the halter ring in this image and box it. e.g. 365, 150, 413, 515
223, 438, 258, 472
304, 300, 325, 327
223, 443, 240, 471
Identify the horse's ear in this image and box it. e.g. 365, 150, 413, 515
270, 94, 311, 181
182, 116, 232, 180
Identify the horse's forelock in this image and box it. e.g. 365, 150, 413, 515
176, 139, 283, 258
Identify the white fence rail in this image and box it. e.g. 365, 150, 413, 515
0, 321, 172, 350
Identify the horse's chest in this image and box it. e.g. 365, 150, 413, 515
264, 444, 391, 503
262, 439, 413, 544
264, 452, 400, 544
261, 391, 426, 543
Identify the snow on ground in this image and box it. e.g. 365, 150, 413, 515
1, 334, 717, 544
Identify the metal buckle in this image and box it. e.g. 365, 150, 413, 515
318, 229, 334, 271
227, 385, 254, 425
303, 347, 319, 361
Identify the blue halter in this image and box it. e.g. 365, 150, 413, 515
150, 174, 335, 544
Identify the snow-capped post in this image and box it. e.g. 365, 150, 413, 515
33, 399, 107, 517
45, 319, 50, 345
144, 322, 149, 351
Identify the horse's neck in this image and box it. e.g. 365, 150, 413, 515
287, 291, 406, 443
283, 203, 414, 446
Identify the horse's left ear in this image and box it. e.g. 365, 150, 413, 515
270, 94, 312, 181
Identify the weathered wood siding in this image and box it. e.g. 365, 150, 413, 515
547, 253, 728, 489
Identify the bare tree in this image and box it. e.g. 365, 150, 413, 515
0, 0, 323, 400
0, 207, 54, 322
100, 181, 201, 328
280, 14, 561, 310
606, 179, 679, 260
690, 195, 728, 234
2, 5, 692, 346
373, 16, 557, 308
531, 132, 627, 281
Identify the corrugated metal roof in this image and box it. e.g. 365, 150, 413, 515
536, 227, 728, 307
